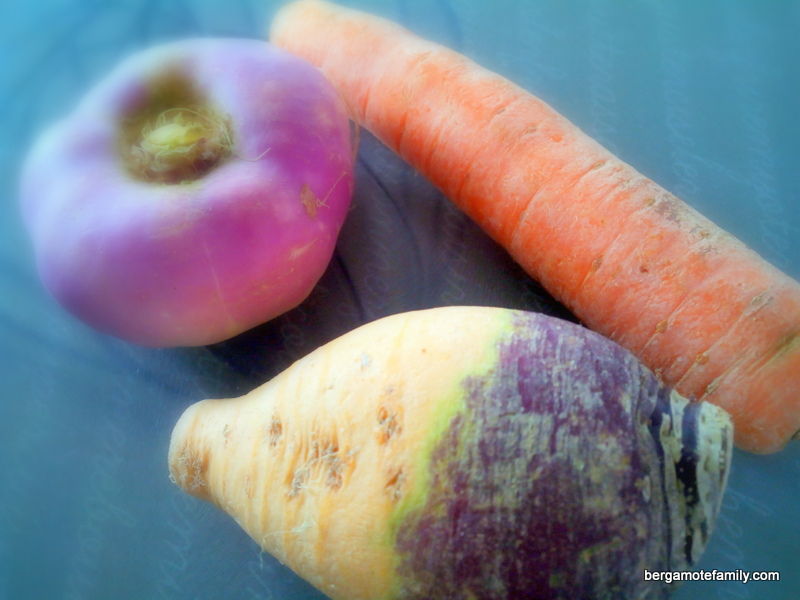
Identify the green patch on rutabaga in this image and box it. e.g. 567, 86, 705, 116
384, 311, 514, 591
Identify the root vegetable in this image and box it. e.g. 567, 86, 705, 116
20, 38, 355, 347
269, 0, 800, 454
169, 306, 732, 600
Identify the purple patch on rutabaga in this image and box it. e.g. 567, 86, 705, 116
393, 311, 711, 600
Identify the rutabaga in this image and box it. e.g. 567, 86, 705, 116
169, 306, 732, 600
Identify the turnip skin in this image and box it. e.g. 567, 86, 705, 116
168, 307, 732, 600
20, 39, 354, 346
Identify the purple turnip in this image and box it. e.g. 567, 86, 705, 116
20, 39, 355, 346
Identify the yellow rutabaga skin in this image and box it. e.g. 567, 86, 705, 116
168, 306, 732, 600
169, 308, 500, 598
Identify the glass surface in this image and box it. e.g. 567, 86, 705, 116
1, 1, 797, 599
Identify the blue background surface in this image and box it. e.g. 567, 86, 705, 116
1, 1, 798, 599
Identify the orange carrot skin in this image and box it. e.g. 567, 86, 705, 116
270, 0, 800, 454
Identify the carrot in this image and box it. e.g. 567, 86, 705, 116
270, 0, 800, 454
169, 306, 732, 600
